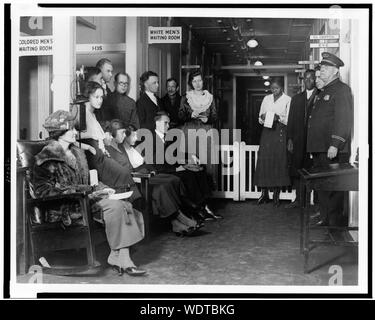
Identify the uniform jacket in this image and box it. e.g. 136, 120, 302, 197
306, 78, 353, 154
136, 92, 161, 130
287, 88, 318, 174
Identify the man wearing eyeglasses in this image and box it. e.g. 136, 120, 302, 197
103, 72, 140, 129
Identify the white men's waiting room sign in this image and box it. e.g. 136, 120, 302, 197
148, 27, 182, 44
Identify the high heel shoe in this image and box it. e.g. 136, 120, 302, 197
123, 266, 147, 276
110, 264, 124, 276
204, 205, 223, 220
172, 219, 197, 237
257, 188, 270, 205
174, 227, 196, 237
177, 212, 201, 229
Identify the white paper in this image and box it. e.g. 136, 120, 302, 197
108, 191, 133, 200
89, 169, 98, 186
264, 111, 275, 128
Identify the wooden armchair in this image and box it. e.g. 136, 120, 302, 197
131, 171, 155, 240
17, 140, 106, 276
17, 140, 155, 276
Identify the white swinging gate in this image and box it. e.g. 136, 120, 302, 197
213, 142, 296, 201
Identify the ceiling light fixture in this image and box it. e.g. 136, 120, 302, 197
247, 39, 258, 48
254, 60, 263, 66
264, 81, 270, 86
226, 37, 232, 41
262, 75, 270, 80
222, 29, 227, 33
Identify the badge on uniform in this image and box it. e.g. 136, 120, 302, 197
324, 95, 330, 101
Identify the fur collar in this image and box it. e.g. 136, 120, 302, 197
35, 140, 90, 184
35, 140, 68, 166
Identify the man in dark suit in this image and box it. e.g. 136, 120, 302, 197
142, 111, 222, 221
101, 73, 140, 128
95, 58, 114, 124
136, 71, 162, 130
306, 52, 353, 226
96, 58, 113, 96
286, 69, 318, 208
160, 78, 182, 128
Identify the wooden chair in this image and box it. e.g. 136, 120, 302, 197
131, 171, 155, 240
17, 140, 108, 275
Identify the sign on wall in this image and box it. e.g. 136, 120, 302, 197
309, 34, 339, 49
310, 42, 339, 48
310, 34, 339, 40
19, 36, 54, 56
148, 26, 182, 44
76, 43, 126, 54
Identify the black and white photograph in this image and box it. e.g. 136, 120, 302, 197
4, 1, 371, 299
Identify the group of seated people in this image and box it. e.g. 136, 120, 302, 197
31, 58, 221, 277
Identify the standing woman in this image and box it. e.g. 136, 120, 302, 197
254, 79, 291, 207
79, 81, 141, 202
178, 70, 218, 187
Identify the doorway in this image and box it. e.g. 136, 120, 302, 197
235, 74, 286, 144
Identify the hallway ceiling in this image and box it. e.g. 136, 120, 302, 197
178, 17, 314, 69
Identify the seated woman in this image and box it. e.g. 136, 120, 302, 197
32, 110, 146, 276
77, 81, 141, 204
105, 120, 203, 236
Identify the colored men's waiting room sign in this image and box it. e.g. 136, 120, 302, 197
19, 17, 54, 56
19, 36, 54, 56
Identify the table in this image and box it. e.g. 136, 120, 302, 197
299, 163, 358, 273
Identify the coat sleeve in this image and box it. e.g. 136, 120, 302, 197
331, 84, 353, 149
136, 98, 146, 128
130, 100, 140, 130
178, 96, 192, 122
208, 99, 218, 124
258, 95, 268, 125
32, 163, 77, 198
286, 96, 297, 140
279, 96, 291, 126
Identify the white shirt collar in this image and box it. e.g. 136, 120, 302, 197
145, 91, 158, 106
155, 129, 165, 142
306, 88, 314, 100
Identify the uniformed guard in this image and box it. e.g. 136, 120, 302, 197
306, 52, 353, 226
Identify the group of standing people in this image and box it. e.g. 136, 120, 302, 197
255, 52, 353, 228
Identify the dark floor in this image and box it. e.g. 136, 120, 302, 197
17, 200, 358, 285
